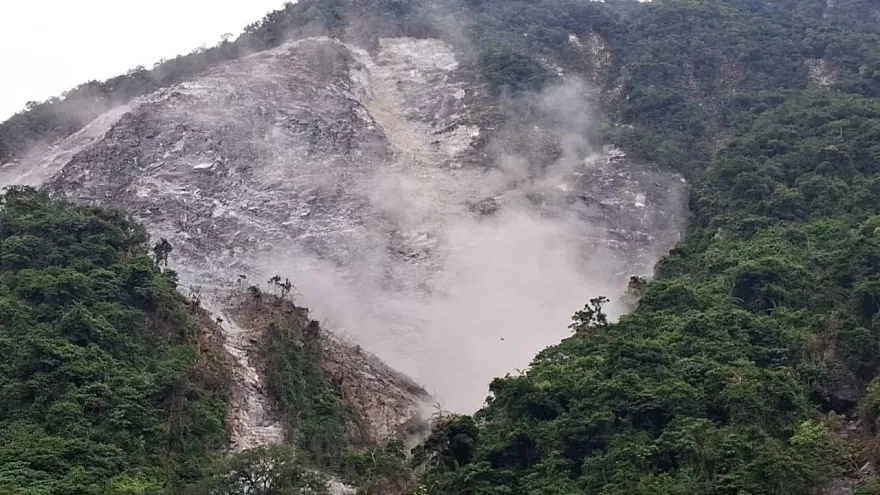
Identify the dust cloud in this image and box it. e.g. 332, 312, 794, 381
0, 29, 679, 415
256, 77, 631, 413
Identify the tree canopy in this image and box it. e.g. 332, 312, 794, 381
7, 0, 880, 493
0, 187, 229, 493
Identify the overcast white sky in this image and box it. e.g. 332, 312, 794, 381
0, 0, 288, 120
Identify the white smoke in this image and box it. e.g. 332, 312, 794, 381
0, 34, 684, 416
255, 72, 630, 413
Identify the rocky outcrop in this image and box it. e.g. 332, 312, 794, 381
806, 58, 839, 88
223, 290, 430, 447
0, 35, 687, 418
322, 333, 432, 445
824, 358, 862, 414
203, 296, 286, 452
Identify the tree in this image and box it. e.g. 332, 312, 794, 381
249, 285, 263, 307
152, 238, 173, 266
569, 296, 609, 333
412, 415, 479, 472
194, 445, 329, 495
268, 275, 295, 303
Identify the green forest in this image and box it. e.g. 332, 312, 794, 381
409, 0, 880, 494
0, 186, 229, 493
414, 92, 880, 495
0, 190, 375, 494
6, 0, 880, 493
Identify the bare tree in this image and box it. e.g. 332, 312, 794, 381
152, 238, 173, 266
248, 285, 262, 307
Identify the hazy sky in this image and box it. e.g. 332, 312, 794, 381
0, 0, 287, 120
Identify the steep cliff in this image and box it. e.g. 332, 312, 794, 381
0, 34, 686, 420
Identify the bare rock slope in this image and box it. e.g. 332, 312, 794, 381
0, 36, 687, 441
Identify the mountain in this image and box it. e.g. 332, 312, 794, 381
1, 32, 687, 415
4, 0, 880, 493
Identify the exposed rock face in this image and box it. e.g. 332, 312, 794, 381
221, 291, 430, 447
203, 297, 286, 452
823, 358, 861, 414
564, 31, 615, 93
39, 38, 388, 283
806, 58, 838, 88
468, 197, 499, 215
322, 332, 432, 445
0, 36, 687, 421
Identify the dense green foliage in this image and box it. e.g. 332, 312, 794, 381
409, 0, 880, 490
253, 300, 422, 495
452, 0, 880, 175
261, 319, 351, 467
194, 444, 329, 495
257, 303, 419, 493
0, 187, 228, 494
9, 0, 880, 492
338, 441, 414, 495
416, 91, 880, 494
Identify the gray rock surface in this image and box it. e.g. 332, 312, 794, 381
0, 36, 687, 420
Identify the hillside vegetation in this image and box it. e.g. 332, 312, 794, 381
6, 0, 880, 493
0, 185, 421, 493
415, 90, 880, 495
0, 190, 366, 495
0, 187, 229, 494
408, 1, 880, 494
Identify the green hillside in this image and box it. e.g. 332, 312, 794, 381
415, 89, 880, 495
0, 187, 228, 494
410, 1, 880, 493
6, 0, 880, 493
